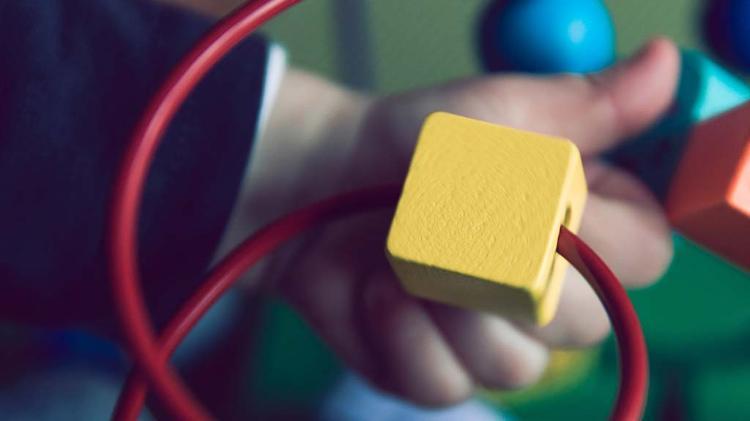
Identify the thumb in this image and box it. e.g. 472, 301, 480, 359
449, 37, 680, 155
577, 37, 681, 153
352, 38, 679, 181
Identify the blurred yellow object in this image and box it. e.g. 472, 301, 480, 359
481, 348, 600, 405
386, 112, 587, 325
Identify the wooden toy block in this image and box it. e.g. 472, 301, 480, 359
666, 101, 750, 271
386, 112, 587, 325
607, 50, 750, 200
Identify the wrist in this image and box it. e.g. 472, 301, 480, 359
259, 68, 373, 205
214, 67, 372, 284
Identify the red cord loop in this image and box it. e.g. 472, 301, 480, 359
109, 1, 648, 419
113, 185, 401, 420
557, 226, 648, 421
110, 1, 301, 419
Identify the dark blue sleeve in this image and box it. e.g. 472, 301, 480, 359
0, 0, 269, 330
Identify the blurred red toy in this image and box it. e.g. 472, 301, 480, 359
667, 101, 750, 270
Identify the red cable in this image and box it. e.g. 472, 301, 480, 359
112, 185, 401, 420
557, 226, 649, 421
109, 1, 301, 419
109, 0, 648, 419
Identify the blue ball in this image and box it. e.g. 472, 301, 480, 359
480, 0, 615, 74
722, 0, 750, 72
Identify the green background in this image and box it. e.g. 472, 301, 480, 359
241, 1, 750, 419
261, 0, 705, 92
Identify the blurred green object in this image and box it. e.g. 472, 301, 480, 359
691, 362, 750, 419
480, 349, 600, 407
240, 299, 341, 418
631, 235, 750, 361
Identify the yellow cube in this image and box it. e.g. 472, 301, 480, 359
386, 112, 587, 325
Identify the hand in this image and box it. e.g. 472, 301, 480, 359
249, 38, 678, 406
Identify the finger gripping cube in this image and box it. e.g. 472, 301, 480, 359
386, 112, 587, 325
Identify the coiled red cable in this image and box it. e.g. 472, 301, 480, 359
108, 0, 648, 419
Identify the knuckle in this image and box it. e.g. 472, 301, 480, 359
409, 378, 474, 408
481, 353, 548, 390
466, 342, 549, 391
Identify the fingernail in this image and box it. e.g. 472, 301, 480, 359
597, 39, 653, 79
592, 40, 654, 85
624, 37, 668, 68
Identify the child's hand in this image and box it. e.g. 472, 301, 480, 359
242, 38, 678, 406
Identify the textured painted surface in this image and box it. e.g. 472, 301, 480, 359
386, 112, 586, 325
666, 101, 750, 270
